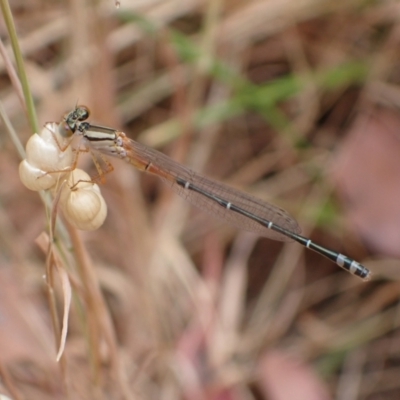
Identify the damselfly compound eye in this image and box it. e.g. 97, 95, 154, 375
65, 105, 90, 124
75, 105, 90, 121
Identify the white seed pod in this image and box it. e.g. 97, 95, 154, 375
59, 169, 107, 231
19, 159, 58, 191
41, 122, 66, 142
25, 123, 73, 172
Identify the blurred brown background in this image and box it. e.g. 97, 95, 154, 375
1, 0, 400, 399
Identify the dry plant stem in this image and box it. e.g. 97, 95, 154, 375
35, 247, 68, 390
65, 222, 104, 382
48, 185, 72, 364
189, 0, 222, 106
65, 221, 131, 398
0, 360, 23, 400
159, 0, 223, 159
0, 99, 25, 159
23, 187, 69, 392
45, 250, 61, 348
161, 30, 191, 141
0, 38, 24, 111
45, 245, 68, 379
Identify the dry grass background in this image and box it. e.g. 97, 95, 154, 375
1, 0, 400, 399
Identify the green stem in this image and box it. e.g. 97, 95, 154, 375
0, 0, 38, 133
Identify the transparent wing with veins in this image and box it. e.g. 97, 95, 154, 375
86, 129, 301, 242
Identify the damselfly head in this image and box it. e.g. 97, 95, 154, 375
65, 105, 90, 125
59, 105, 91, 137
73, 105, 90, 122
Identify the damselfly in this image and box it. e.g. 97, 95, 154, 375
58, 105, 371, 280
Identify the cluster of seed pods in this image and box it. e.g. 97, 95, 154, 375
19, 122, 107, 230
